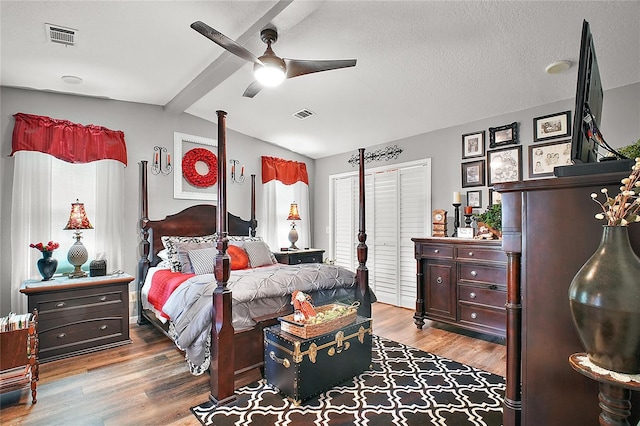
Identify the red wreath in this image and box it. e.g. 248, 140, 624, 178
182, 148, 217, 188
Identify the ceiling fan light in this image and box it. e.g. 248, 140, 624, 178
254, 56, 286, 87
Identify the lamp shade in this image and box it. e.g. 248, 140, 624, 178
63, 199, 94, 230
287, 202, 301, 221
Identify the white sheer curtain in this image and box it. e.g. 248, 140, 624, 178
10, 151, 125, 313
262, 182, 310, 251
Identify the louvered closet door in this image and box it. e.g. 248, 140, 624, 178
332, 176, 356, 271
330, 160, 430, 309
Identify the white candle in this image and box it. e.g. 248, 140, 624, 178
453, 191, 461, 204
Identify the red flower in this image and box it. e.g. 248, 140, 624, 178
30, 241, 60, 252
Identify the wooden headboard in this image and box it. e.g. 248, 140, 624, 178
138, 161, 257, 268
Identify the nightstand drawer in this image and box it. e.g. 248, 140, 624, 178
274, 249, 325, 265
35, 288, 124, 315
38, 317, 126, 360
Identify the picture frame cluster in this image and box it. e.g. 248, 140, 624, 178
458, 110, 572, 209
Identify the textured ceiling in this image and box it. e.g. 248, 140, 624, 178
1, 1, 639, 159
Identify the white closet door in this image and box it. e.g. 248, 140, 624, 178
330, 159, 430, 308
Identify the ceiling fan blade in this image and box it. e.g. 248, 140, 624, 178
285, 59, 357, 79
191, 21, 263, 66
242, 81, 264, 98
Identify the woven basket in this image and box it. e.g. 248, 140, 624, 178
279, 303, 357, 339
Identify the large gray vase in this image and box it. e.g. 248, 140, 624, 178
569, 225, 640, 374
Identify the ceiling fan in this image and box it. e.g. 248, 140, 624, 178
191, 21, 357, 98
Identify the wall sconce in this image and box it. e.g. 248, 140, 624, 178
230, 159, 245, 184
152, 146, 172, 175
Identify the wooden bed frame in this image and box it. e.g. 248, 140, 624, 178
137, 110, 371, 406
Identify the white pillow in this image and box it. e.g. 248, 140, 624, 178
158, 249, 169, 261
244, 240, 276, 267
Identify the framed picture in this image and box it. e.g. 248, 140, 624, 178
533, 111, 571, 142
461, 160, 486, 188
528, 139, 572, 177
466, 190, 482, 208
487, 145, 522, 186
462, 131, 485, 159
489, 188, 502, 205
489, 122, 519, 148
173, 132, 218, 201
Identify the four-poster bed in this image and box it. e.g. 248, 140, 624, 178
137, 110, 371, 405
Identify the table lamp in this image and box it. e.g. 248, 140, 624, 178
64, 199, 93, 278
287, 202, 301, 250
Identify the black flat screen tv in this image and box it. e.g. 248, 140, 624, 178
554, 20, 633, 177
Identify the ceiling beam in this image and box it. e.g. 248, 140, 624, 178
164, 0, 294, 114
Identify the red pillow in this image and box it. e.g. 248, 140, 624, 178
227, 245, 250, 270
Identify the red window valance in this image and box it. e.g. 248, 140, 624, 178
11, 113, 128, 166
262, 156, 309, 185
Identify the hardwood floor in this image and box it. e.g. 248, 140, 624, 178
0, 303, 505, 425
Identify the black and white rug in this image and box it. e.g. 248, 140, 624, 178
191, 335, 505, 426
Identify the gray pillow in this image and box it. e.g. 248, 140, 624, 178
244, 240, 276, 267
161, 234, 217, 272
188, 247, 216, 275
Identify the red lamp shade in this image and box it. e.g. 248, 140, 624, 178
287, 203, 301, 221
64, 199, 94, 230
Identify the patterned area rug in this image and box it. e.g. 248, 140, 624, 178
191, 335, 505, 426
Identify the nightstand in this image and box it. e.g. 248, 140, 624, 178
273, 249, 325, 265
20, 273, 134, 362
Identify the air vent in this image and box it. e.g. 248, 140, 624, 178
45, 23, 77, 46
292, 109, 315, 120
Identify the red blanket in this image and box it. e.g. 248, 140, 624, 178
147, 269, 195, 319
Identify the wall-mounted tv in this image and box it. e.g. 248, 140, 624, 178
554, 20, 633, 177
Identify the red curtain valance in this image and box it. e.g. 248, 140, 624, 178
262, 156, 309, 185
11, 113, 128, 166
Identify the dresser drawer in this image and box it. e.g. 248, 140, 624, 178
459, 284, 506, 309
417, 244, 454, 259
38, 317, 126, 360
459, 264, 506, 286
459, 303, 506, 333
291, 253, 323, 264
456, 247, 506, 263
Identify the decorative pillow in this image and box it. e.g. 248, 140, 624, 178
227, 245, 250, 270
188, 247, 215, 275
161, 234, 217, 272
244, 240, 276, 268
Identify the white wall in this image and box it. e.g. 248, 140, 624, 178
312, 82, 640, 253
0, 86, 315, 315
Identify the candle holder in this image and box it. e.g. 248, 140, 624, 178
452, 203, 461, 237
464, 214, 473, 228
229, 159, 245, 184
151, 146, 172, 176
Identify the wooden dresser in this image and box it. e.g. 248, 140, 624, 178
20, 274, 133, 362
496, 173, 640, 426
411, 238, 506, 338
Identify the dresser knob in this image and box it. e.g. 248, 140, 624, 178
436, 276, 443, 284
99, 296, 107, 302
434, 249, 439, 254
471, 270, 477, 277
56, 302, 65, 308
468, 251, 474, 256
57, 333, 66, 339
99, 325, 108, 330
471, 312, 478, 319
470, 292, 477, 299
297, 259, 302, 264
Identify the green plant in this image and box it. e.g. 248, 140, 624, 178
617, 139, 640, 160
473, 203, 502, 231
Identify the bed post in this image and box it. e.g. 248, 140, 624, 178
250, 174, 257, 237
356, 148, 372, 318
138, 160, 150, 325
209, 110, 236, 406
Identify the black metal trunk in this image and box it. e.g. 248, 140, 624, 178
264, 316, 372, 405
